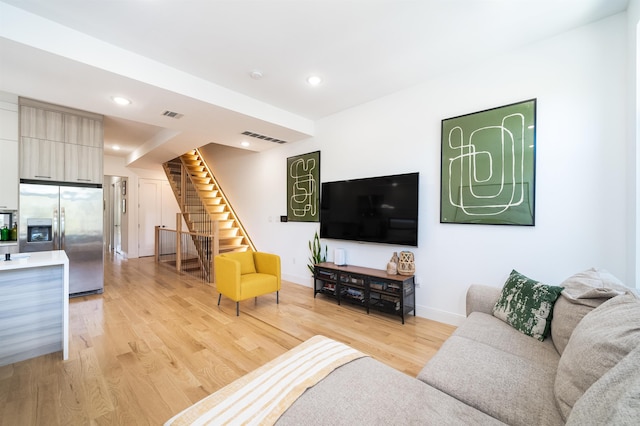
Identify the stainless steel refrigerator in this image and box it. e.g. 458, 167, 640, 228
19, 182, 104, 296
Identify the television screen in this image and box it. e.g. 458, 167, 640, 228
320, 172, 419, 246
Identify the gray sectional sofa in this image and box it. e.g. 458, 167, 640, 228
419, 268, 640, 425
167, 268, 640, 425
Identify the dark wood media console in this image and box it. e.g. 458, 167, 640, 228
313, 262, 415, 324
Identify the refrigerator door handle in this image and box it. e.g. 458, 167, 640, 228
53, 208, 59, 250
61, 207, 65, 251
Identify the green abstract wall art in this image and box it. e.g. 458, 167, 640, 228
440, 99, 536, 226
287, 151, 320, 222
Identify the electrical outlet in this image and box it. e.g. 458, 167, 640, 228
414, 276, 421, 288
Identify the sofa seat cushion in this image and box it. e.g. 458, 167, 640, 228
278, 357, 506, 426
554, 293, 640, 421
453, 312, 560, 364
418, 334, 563, 426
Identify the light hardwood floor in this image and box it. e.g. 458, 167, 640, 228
0, 254, 456, 425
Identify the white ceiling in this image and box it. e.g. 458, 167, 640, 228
0, 0, 629, 169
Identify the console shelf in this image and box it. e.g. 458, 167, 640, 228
313, 262, 415, 324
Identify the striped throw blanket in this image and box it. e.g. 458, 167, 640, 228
164, 335, 368, 425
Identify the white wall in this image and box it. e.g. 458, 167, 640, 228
628, 0, 640, 288
201, 13, 631, 325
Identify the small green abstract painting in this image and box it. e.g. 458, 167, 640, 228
287, 151, 320, 222
440, 99, 536, 226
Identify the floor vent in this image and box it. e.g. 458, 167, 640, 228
242, 131, 287, 144
162, 110, 184, 119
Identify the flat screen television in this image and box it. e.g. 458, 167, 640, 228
320, 172, 419, 246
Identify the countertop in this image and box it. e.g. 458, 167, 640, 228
0, 250, 69, 271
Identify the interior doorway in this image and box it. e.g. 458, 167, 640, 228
104, 175, 128, 257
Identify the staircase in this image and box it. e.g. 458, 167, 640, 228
162, 148, 255, 280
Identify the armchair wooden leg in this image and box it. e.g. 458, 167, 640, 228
217, 294, 221, 306
236, 302, 239, 316
277, 291, 279, 304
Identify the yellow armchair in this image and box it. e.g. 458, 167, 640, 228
214, 251, 281, 316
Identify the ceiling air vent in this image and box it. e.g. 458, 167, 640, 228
241, 130, 287, 144
162, 110, 184, 119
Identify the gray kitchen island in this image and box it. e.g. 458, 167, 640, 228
0, 250, 69, 366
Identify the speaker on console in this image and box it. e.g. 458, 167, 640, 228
334, 248, 346, 266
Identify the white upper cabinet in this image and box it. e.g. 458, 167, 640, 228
0, 138, 18, 209
0, 102, 18, 141
0, 97, 19, 210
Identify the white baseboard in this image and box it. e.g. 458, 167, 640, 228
414, 304, 466, 326
284, 273, 313, 288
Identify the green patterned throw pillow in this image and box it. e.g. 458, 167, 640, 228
493, 270, 564, 341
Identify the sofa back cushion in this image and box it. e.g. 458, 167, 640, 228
551, 268, 627, 355
554, 293, 640, 421
565, 344, 640, 425
550, 298, 592, 356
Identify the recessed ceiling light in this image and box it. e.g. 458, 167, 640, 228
241, 141, 250, 147
111, 96, 131, 105
307, 75, 322, 86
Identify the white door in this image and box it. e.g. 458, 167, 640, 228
138, 179, 181, 257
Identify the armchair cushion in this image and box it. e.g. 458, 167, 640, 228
254, 252, 280, 277
240, 273, 279, 299
234, 251, 257, 275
